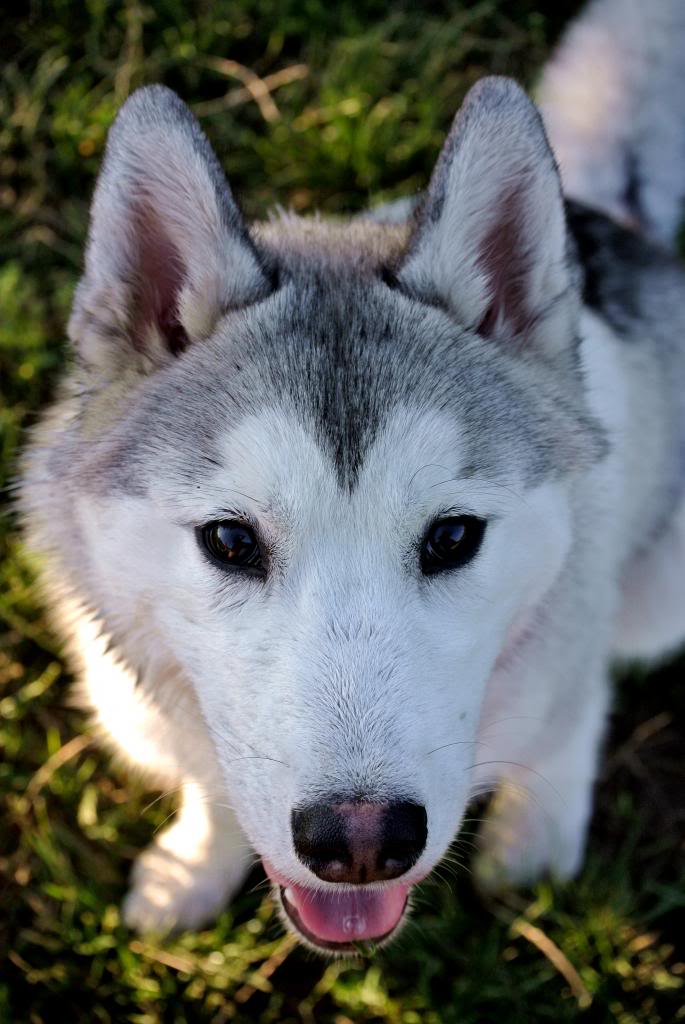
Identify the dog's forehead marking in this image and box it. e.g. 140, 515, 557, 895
199, 278, 565, 493
201, 402, 535, 544
212, 403, 475, 522
82, 221, 605, 501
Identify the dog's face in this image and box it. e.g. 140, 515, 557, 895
65, 81, 603, 950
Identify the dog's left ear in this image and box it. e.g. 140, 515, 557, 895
399, 77, 577, 360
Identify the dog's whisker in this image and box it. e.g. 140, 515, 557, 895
406, 462, 452, 490
423, 738, 488, 759
224, 754, 292, 768
478, 714, 547, 732
466, 760, 563, 805
210, 721, 292, 770
151, 807, 180, 836
140, 786, 185, 817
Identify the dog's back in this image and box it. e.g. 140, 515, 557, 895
539, 0, 685, 660
539, 0, 685, 247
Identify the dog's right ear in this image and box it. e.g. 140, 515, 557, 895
69, 85, 272, 375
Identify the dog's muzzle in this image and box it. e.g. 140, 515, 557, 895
264, 797, 427, 951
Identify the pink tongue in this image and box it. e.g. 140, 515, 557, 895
285, 883, 409, 943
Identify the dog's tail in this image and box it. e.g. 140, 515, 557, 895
537, 0, 685, 249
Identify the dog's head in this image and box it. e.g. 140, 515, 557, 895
64, 82, 604, 951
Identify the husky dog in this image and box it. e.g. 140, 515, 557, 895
20, 0, 685, 953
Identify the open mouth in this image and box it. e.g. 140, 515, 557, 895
265, 866, 410, 953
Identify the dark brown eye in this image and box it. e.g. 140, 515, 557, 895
200, 521, 264, 573
421, 516, 486, 574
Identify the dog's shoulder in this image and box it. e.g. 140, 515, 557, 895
566, 199, 684, 339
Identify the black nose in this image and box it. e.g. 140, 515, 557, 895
291, 799, 427, 884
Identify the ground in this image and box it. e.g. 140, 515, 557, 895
1, 2, 684, 1021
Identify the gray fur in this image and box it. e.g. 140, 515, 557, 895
18, 0, 685, 948
30, 219, 604, 517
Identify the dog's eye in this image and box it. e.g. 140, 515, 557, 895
200, 520, 264, 573
421, 516, 486, 574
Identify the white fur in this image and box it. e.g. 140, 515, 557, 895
20, 0, 685, 941
71, 320, 658, 927
71, 402, 588, 925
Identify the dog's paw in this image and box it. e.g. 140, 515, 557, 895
122, 830, 250, 934
473, 784, 586, 892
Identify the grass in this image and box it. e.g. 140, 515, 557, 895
1, 1, 684, 1021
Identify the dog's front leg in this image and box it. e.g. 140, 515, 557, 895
473, 661, 610, 890
71, 613, 253, 931
123, 780, 252, 933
